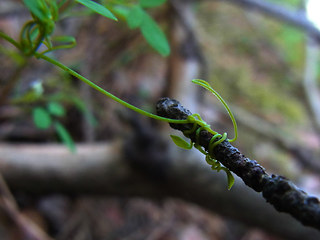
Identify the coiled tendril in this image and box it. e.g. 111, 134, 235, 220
0, 1, 237, 190
170, 79, 238, 190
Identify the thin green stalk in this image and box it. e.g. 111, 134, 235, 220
192, 79, 238, 142
0, 31, 21, 50
37, 53, 189, 124
1, 31, 187, 124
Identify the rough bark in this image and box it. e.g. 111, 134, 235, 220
156, 97, 320, 231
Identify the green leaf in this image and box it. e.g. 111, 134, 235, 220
126, 5, 144, 29
49, 0, 59, 21
222, 168, 235, 190
170, 135, 192, 149
205, 155, 215, 165
76, 0, 118, 21
23, 0, 50, 21
47, 102, 65, 116
52, 35, 76, 46
111, 6, 130, 19
41, 35, 76, 54
33, 107, 52, 129
139, 0, 166, 8
54, 121, 76, 152
140, 13, 170, 56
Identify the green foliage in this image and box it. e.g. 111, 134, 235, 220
33, 107, 52, 129
170, 112, 235, 190
54, 121, 76, 153
127, 5, 144, 29
206, 156, 235, 190
115, 1, 170, 56
23, 0, 53, 22
225, 167, 235, 190
140, 13, 170, 57
170, 135, 192, 149
48, 102, 65, 116
32, 100, 75, 152
76, 0, 118, 21
169, 79, 238, 190
20, 0, 65, 55
192, 79, 238, 142
0, 0, 171, 151
139, 0, 166, 8
1, 0, 170, 57
1, 1, 235, 189
41, 35, 76, 55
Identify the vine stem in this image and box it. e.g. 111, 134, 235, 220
1, 30, 237, 141
36, 53, 189, 124
0, 30, 188, 124
192, 79, 238, 142
0, 31, 21, 50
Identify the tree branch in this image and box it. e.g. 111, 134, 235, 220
156, 97, 320, 230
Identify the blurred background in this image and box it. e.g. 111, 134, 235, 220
1, 0, 320, 239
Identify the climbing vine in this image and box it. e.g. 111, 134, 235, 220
0, 0, 238, 189
170, 80, 238, 190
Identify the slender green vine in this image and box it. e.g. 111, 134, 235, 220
170, 80, 238, 190
0, 0, 238, 189
40, 55, 237, 189
37, 53, 190, 124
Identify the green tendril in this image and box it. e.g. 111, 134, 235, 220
35, 56, 237, 189
36, 53, 190, 124
170, 79, 238, 190
192, 79, 238, 142
1, 15, 238, 189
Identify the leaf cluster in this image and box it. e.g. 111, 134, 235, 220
113, 0, 170, 56
0, 0, 170, 150
33, 102, 76, 152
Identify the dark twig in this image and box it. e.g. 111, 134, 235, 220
156, 97, 320, 230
